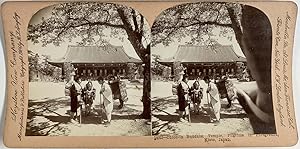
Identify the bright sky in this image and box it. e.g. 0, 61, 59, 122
29, 4, 244, 61
28, 5, 141, 60
28, 37, 141, 60
151, 27, 245, 59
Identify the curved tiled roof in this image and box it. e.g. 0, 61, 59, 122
49, 45, 142, 67
160, 45, 246, 63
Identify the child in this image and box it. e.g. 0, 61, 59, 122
82, 81, 96, 116
190, 80, 203, 114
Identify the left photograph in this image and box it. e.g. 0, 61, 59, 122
26, 2, 151, 136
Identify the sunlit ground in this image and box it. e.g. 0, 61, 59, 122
26, 80, 151, 136
151, 79, 256, 135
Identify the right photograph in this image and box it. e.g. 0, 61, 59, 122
151, 2, 276, 135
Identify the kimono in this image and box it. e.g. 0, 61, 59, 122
224, 80, 237, 100
83, 88, 95, 105
109, 78, 121, 100
216, 79, 227, 98
217, 79, 236, 100
190, 81, 203, 104
109, 77, 128, 102
119, 81, 129, 102
69, 81, 82, 113
82, 82, 96, 111
207, 82, 221, 121
100, 82, 114, 122
177, 81, 190, 111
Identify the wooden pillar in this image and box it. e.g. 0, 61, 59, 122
83, 69, 86, 76
87, 69, 90, 75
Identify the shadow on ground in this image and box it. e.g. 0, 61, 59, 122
152, 95, 251, 135
26, 96, 147, 136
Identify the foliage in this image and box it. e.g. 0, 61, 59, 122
151, 2, 242, 47
162, 67, 172, 79
127, 63, 137, 80
151, 54, 165, 76
28, 51, 40, 72
28, 51, 62, 81
27, 2, 151, 118
137, 64, 144, 78
173, 61, 185, 82
28, 2, 150, 62
63, 62, 74, 82
152, 2, 274, 129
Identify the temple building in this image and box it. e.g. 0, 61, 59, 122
159, 44, 247, 79
48, 45, 142, 79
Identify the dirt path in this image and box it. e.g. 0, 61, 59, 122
26, 80, 150, 136
151, 80, 255, 135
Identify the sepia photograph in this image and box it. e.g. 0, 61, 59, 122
151, 2, 276, 135
26, 2, 151, 136
1, 0, 299, 147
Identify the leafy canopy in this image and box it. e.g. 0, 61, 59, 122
28, 2, 151, 60
151, 2, 242, 47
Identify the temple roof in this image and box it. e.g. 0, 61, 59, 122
49, 45, 142, 67
159, 45, 246, 64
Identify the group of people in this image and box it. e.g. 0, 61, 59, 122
65, 73, 127, 126
176, 74, 237, 124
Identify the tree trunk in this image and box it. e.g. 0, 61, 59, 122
117, 8, 151, 119
141, 54, 151, 119
227, 5, 275, 132
229, 5, 273, 114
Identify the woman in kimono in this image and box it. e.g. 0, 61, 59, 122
204, 76, 221, 123
108, 75, 124, 109
216, 76, 238, 108
190, 79, 203, 114
223, 76, 237, 108
97, 76, 114, 125
66, 75, 83, 123
177, 74, 190, 122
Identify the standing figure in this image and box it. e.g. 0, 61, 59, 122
98, 76, 114, 126
82, 81, 96, 116
177, 74, 190, 122
66, 75, 83, 123
108, 75, 126, 109
204, 76, 221, 123
216, 76, 237, 108
190, 79, 203, 114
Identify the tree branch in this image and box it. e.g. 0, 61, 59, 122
29, 19, 125, 42
177, 21, 232, 29
117, 8, 146, 62
140, 14, 144, 35
226, 5, 243, 47
132, 9, 139, 32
